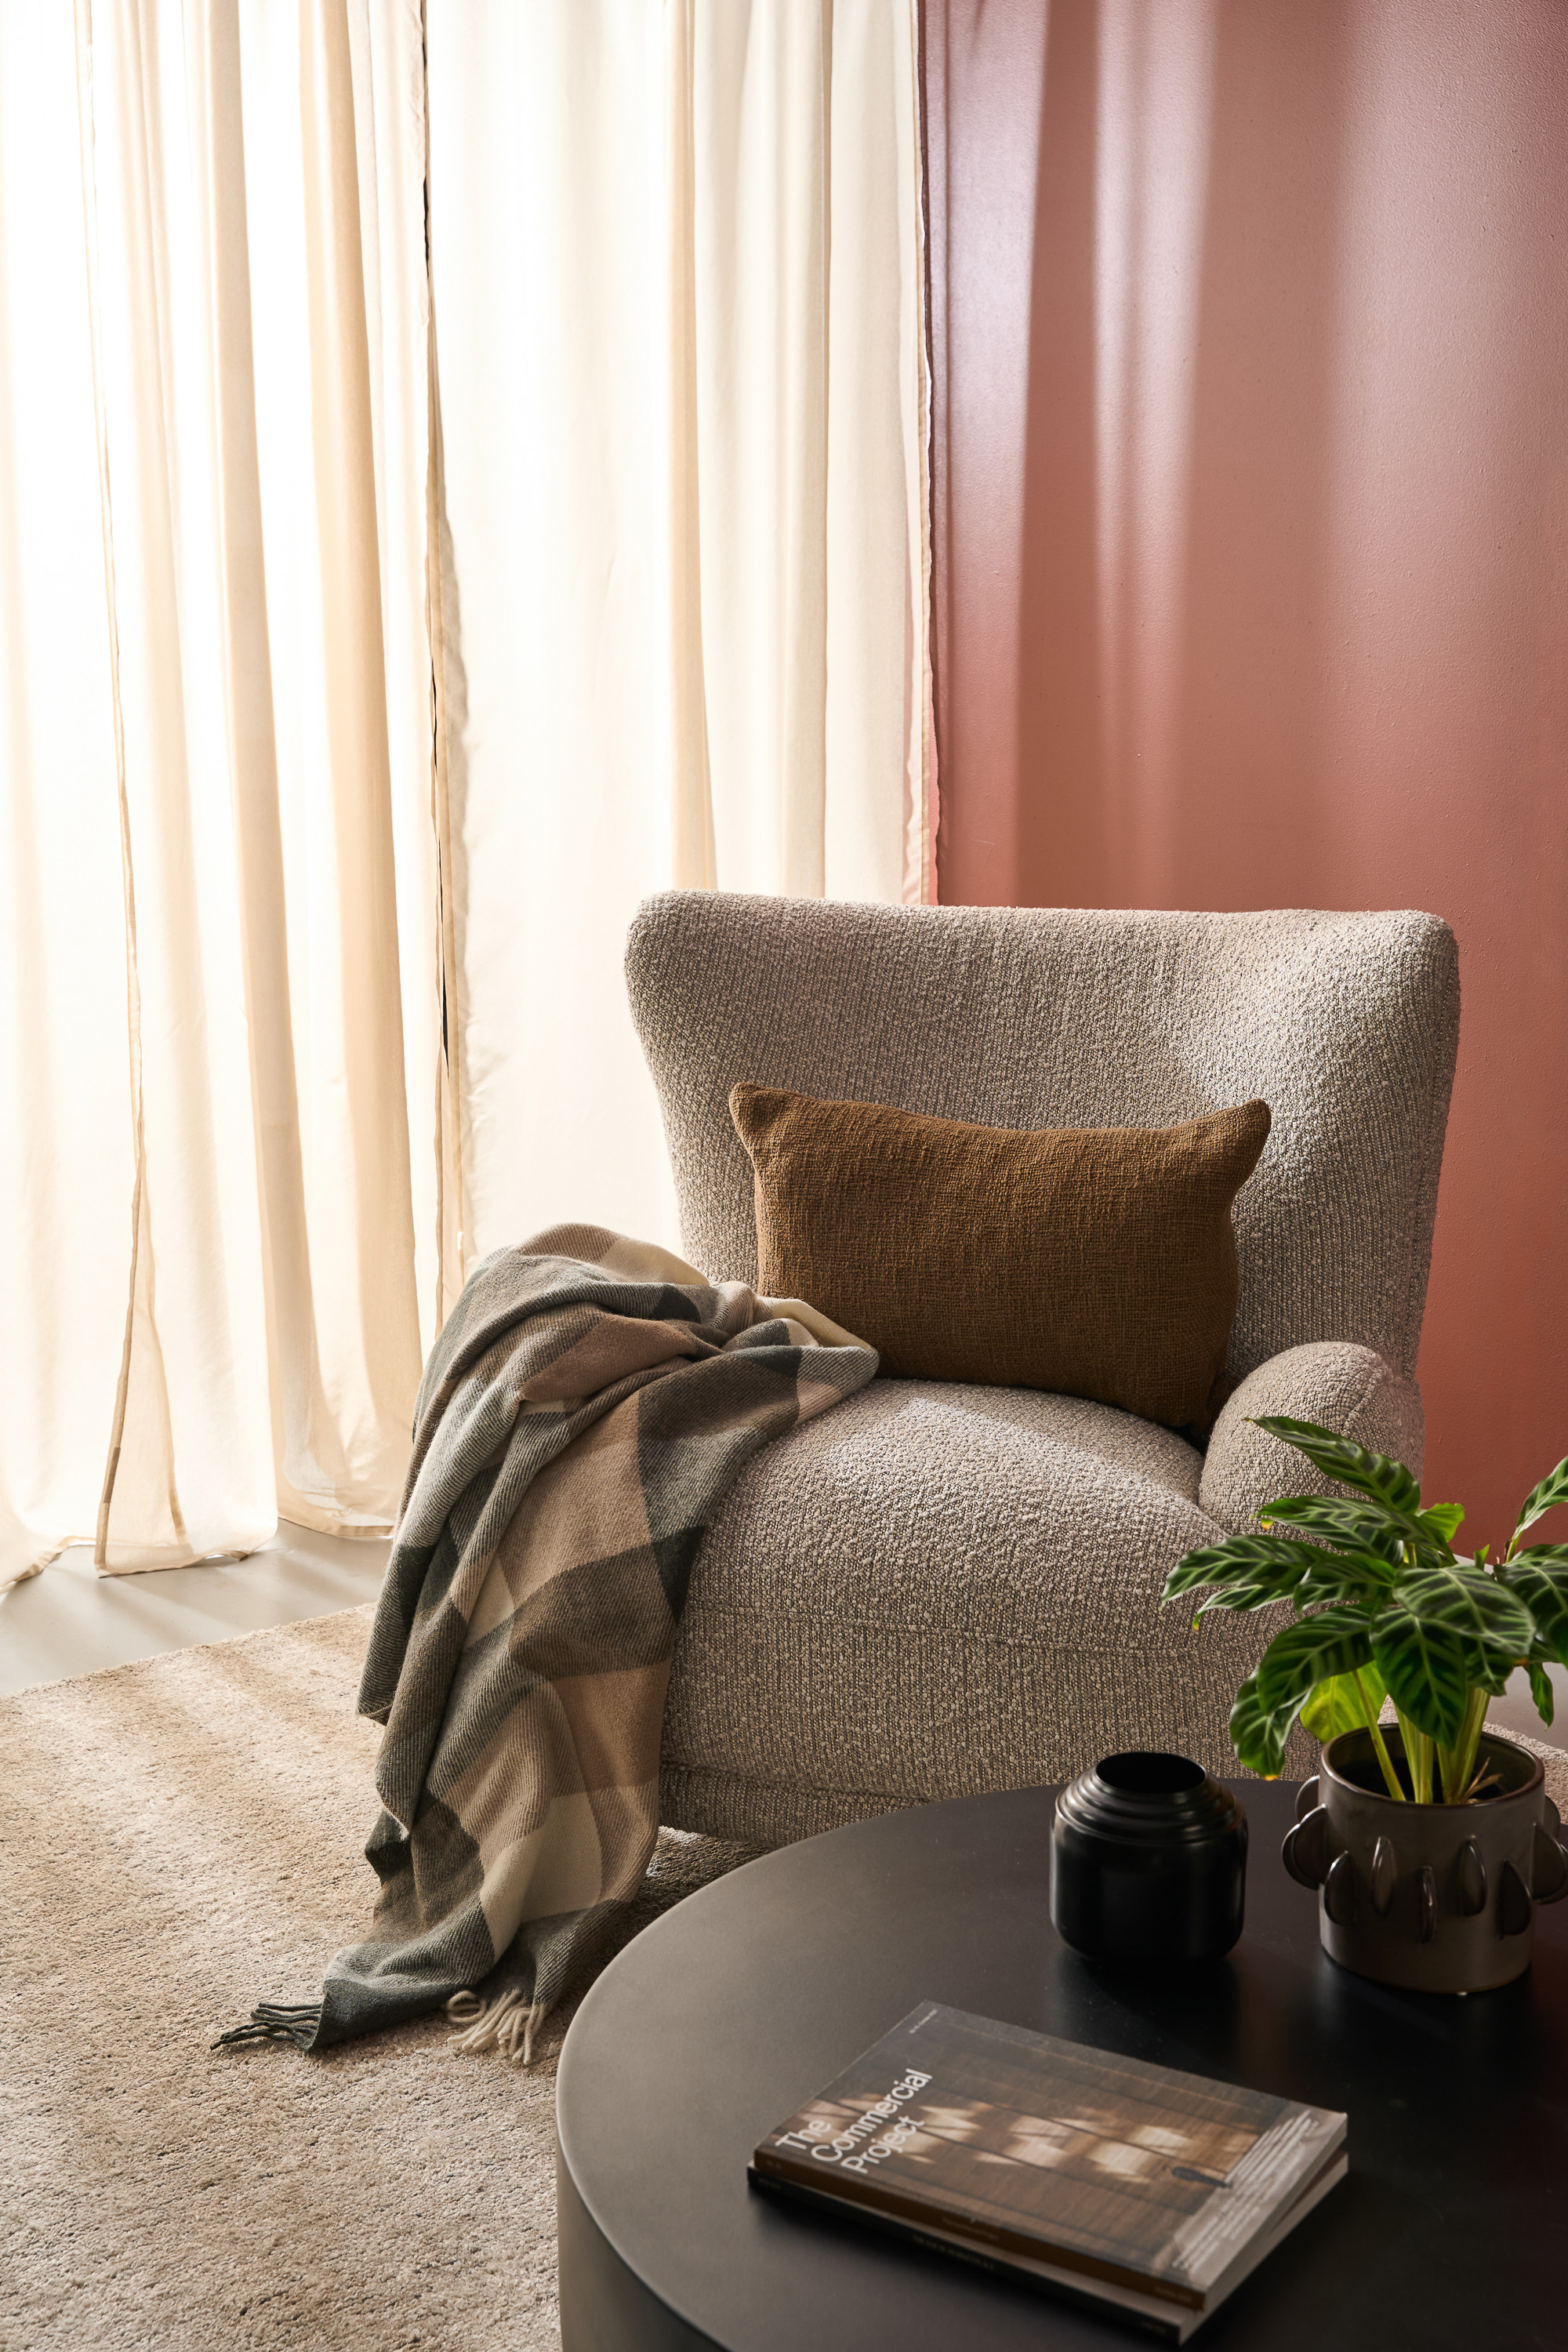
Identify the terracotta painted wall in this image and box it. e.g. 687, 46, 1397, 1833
925, 0, 1568, 1544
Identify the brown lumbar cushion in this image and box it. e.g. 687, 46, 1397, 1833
728, 1084, 1271, 1432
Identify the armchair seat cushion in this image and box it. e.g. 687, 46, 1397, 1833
659, 1377, 1297, 1846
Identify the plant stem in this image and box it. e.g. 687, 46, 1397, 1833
1399, 1715, 1433, 1806
1353, 1668, 1405, 1799
1444, 1686, 1490, 1803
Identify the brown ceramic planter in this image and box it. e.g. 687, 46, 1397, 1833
1281, 1728, 1568, 1993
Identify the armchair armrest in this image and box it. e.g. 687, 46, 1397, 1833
1199, 1342, 1425, 1538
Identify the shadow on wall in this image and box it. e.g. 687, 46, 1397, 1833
927, 0, 1568, 1544
1013, 0, 1349, 910
1014, 0, 1102, 909
1168, 0, 1345, 909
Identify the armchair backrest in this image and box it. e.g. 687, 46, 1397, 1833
626, 893, 1459, 1382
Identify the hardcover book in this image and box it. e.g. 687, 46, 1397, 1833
749, 2002, 1346, 2341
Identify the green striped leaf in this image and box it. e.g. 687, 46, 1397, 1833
1503, 1547, 1568, 1664
1396, 1563, 1534, 1679
1371, 1610, 1471, 1745
1515, 1457, 1568, 1542
1228, 1671, 1298, 1779
1250, 1417, 1422, 1526
1194, 1577, 1308, 1616
1418, 1503, 1465, 1550
1300, 1661, 1388, 1741
1161, 1536, 1312, 1605
1529, 1655, 1556, 1727
1256, 1610, 1377, 1711
1294, 1553, 1389, 1609
1260, 1494, 1406, 1565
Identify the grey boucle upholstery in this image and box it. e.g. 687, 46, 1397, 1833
627, 893, 1460, 1844
659, 1381, 1311, 1842
1200, 1341, 1426, 1538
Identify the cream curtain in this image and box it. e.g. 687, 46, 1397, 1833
425, 0, 932, 1263
0, 0, 930, 1592
0, 0, 436, 1584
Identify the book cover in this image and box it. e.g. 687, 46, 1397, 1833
750, 2002, 1345, 2333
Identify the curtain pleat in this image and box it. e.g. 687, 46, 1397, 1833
0, 4, 129, 1590
425, 0, 932, 1265
76, 0, 281, 1568
0, 0, 435, 1582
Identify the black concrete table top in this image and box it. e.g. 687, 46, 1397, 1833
555, 1783, 1568, 2351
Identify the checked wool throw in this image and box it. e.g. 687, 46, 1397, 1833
220, 1227, 877, 2061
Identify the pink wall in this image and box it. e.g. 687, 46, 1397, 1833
926, 0, 1568, 1544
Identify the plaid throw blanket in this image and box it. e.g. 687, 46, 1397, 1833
218, 1227, 877, 2061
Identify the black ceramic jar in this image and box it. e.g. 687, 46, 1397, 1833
1051, 1751, 1248, 1965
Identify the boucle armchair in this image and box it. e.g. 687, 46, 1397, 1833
626, 893, 1459, 1846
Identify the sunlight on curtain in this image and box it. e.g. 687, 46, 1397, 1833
0, 0, 435, 1582
0, 0, 929, 1592
425, 0, 931, 1264
0, 7, 129, 1587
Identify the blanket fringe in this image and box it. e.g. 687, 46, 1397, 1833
212, 2002, 322, 2051
445, 1987, 547, 2066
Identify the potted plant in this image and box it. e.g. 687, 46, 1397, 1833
1162, 1417, 1568, 1991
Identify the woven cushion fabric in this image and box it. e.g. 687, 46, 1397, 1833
730, 1083, 1271, 1430
626, 894, 1461, 1381
657, 1377, 1316, 1847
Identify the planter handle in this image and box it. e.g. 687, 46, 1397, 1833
1533, 1823, 1568, 1904
1281, 1806, 1330, 1889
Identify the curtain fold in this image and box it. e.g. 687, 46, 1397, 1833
0, 0, 435, 1583
426, 0, 932, 1264
0, 5, 129, 1588
0, 0, 930, 1592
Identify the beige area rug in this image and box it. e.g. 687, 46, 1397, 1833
0, 1607, 764, 2352
7, 1613, 1568, 2352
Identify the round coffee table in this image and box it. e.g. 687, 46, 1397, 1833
556, 1783, 1568, 2350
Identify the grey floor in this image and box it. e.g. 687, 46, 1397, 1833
0, 1521, 390, 1697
